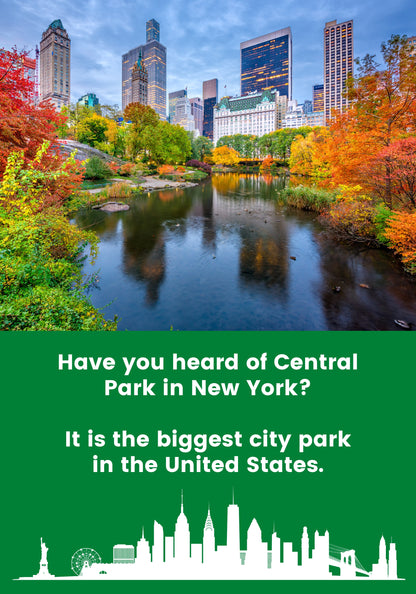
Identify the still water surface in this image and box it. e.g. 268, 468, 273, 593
75, 174, 416, 330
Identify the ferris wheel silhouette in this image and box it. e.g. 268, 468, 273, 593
71, 548, 101, 575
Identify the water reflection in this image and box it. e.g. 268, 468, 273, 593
76, 173, 416, 330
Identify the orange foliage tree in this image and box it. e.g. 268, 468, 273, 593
260, 155, 274, 170
383, 211, 416, 272
323, 35, 416, 206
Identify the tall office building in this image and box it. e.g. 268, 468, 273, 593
240, 27, 292, 99
169, 89, 187, 122
323, 19, 353, 123
131, 51, 148, 105
313, 84, 324, 112
189, 97, 203, 135
39, 19, 70, 110
122, 18, 166, 118
172, 96, 195, 132
407, 35, 416, 56
203, 78, 218, 139
226, 498, 240, 566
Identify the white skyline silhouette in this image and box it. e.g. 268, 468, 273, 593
18, 493, 401, 581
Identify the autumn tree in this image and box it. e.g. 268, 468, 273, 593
289, 128, 331, 179
0, 48, 66, 176
369, 137, 416, 208
211, 145, 241, 166
325, 35, 416, 206
0, 47, 82, 205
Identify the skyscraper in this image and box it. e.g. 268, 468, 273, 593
203, 78, 218, 139
226, 497, 240, 566
189, 97, 203, 135
313, 84, 324, 112
203, 507, 215, 564
169, 89, 187, 122
174, 493, 190, 561
39, 19, 70, 110
122, 19, 166, 118
240, 28, 292, 99
131, 50, 148, 106
172, 96, 195, 132
323, 19, 353, 123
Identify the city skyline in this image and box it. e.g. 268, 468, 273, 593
2, 0, 415, 108
18, 493, 400, 580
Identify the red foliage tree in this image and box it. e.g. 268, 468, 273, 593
373, 138, 416, 208
0, 47, 83, 205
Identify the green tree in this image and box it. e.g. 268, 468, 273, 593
194, 135, 213, 160
124, 102, 160, 159
76, 113, 109, 147
142, 122, 192, 164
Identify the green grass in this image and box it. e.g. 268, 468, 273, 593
81, 179, 113, 190
278, 185, 336, 212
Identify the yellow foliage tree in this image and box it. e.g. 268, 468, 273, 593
212, 145, 240, 166
289, 128, 331, 178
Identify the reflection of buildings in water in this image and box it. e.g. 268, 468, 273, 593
188, 185, 218, 251
121, 193, 194, 305
211, 179, 290, 297
136, 237, 166, 305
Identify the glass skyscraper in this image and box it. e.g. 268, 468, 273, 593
122, 18, 166, 119
203, 78, 218, 140
240, 28, 292, 99
313, 84, 324, 112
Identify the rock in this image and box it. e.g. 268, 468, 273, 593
359, 283, 370, 289
98, 202, 130, 212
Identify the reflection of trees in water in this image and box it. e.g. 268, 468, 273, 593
74, 210, 121, 236
121, 192, 194, 305
239, 231, 289, 300
211, 174, 292, 298
315, 233, 416, 330
212, 173, 287, 201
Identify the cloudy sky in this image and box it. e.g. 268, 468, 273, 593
1, 0, 415, 107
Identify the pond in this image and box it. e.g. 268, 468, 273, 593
75, 173, 416, 330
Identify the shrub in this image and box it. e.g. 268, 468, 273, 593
0, 286, 117, 331
119, 162, 135, 176
107, 161, 120, 175
183, 170, 208, 182
84, 157, 112, 180
260, 155, 275, 169
323, 199, 378, 241
185, 159, 212, 174
0, 146, 117, 331
157, 164, 175, 176
105, 182, 135, 200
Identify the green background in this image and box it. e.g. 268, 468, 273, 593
1, 331, 414, 593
